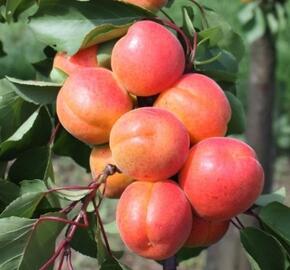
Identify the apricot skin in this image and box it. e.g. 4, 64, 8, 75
120, 0, 168, 11
179, 137, 264, 221
116, 180, 192, 260
111, 21, 185, 96
185, 215, 230, 247
154, 73, 232, 144
53, 46, 98, 75
56, 68, 133, 145
89, 145, 134, 198
109, 107, 190, 181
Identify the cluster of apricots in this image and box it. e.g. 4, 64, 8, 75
54, 0, 264, 261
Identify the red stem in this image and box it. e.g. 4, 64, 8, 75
235, 216, 245, 229
230, 219, 242, 230
66, 249, 74, 270
49, 122, 60, 145
57, 250, 66, 270
37, 216, 88, 228
93, 199, 113, 257
60, 201, 79, 214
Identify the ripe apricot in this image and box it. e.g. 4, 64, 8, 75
179, 137, 264, 221
109, 107, 190, 181
90, 145, 133, 198
111, 21, 185, 96
56, 68, 133, 145
185, 215, 230, 247
53, 46, 98, 75
154, 73, 232, 144
116, 180, 192, 260
120, 0, 167, 11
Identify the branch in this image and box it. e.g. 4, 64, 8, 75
163, 256, 177, 270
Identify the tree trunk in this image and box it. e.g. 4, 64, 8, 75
205, 21, 276, 270
246, 31, 276, 193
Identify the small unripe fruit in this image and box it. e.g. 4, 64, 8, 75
179, 137, 264, 221
56, 68, 133, 145
185, 215, 230, 247
120, 0, 168, 11
154, 73, 232, 144
110, 107, 190, 181
90, 145, 133, 198
52, 46, 98, 76
111, 21, 185, 96
116, 180, 192, 260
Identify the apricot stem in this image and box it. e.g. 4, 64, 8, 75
49, 122, 61, 145
93, 198, 113, 257
163, 256, 177, 270
230, 219, 242, 230
234, 216, 245, 229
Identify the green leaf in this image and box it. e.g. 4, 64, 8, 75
29, 0, 152, 55
0, 213, 64, 270
240, 227, 286, 270
255, 188, 286, 207
243, 7, 266, 43
0, 179, 20, 206
182, 6, 195, 38
6, 76, 61, 105
198, 26, 223, 47
196, 48, 238, 83
0, 106, 52, 160
176, 247, 204, 263
225, 91, 246, 134
0, 192, 45, 218
8, 146, 51, 183
71, 213, 98, 258
100, 257, 131, 270
259, 202, 290, 247
20, 179, 47, 194
47, 178, 90, 201
53, 128, 91, 171
0, 79, 37, 142
0, 22, 46, 79
105, 221, 119, 234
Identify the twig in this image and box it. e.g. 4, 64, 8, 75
163, 256, 177, 270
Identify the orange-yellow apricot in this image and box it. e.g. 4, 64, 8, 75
120, 0, 168, 11
53, 46, 98, 75
111, 21, 185, 96
179, 137, 264, 221
109, 107, 190, 181
90, 145, 134, 198
185, 215, 230, 247
116, 180, 192, 260
154, 73, 232, 144
56, 68, 133, 145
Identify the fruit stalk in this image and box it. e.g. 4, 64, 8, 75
163, 256, 177, 270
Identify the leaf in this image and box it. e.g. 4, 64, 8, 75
0, 213, 64, 270
0, 22, 46, 80
255, 188, 286, 207
53, 128, 91, 171
6, 76, 61, 105
105, 221, 119, 234
100, 257, 131, 270
6, 0, 38, 22
0, 192, 45, 218
225, 91, 246, 134
47, 178, 90, 201
240, 227, 286, 270
0, 179, 20, 206
198, 26, 223, 47
259, 202, 290, 247
0, 79, 37, 142
20, 179, 47, 195
176, 247, 204, 263
182, 6, 195, 38
8, 146, 51, 183
29, 0, 152, 55
0, 106, 52, 160
71, 213, 98, 258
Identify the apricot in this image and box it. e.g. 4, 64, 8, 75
111, 21, 185, 96
53, 45, 98, 75
90, 145, 134, 198
120, 0, 168, 11
109, 107, 190, 181
185, 215, 230, 247
154, 73, 232, 144
56, 68, 133, 145
179, 137, 264, 221
116, 180, 192, 260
